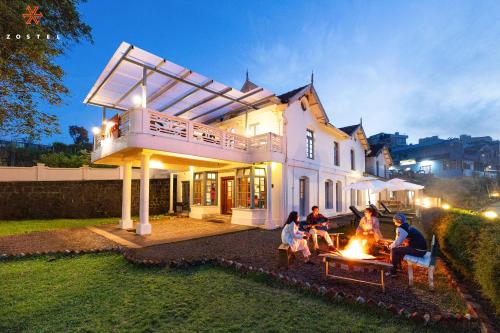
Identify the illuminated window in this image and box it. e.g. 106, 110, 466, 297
306, 129, 314, 159
205, 172, 217, 206
236, 168, 266, 208
193, 173, 203, 205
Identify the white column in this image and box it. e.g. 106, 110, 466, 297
119, 161, 133, 229
265, 162, 275, 229
136, 152, 152, 235
169, 173, 175, 214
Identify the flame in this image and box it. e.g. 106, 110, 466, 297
339, 238, 376, 260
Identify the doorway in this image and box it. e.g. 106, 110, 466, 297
181, 181, 190, 211
221, 177, 234, 214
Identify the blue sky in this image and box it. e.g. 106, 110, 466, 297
45, 0, 500, 144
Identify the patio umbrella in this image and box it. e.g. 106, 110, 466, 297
346, 177, 392, 204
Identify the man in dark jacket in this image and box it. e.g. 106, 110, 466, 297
388, 213, 427, 276
301, 206, 336, 254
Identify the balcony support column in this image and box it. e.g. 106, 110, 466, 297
119, 161, 133, 229
169, 173, 175, 214
137, 151, 152, 235
265, 162, 275, 229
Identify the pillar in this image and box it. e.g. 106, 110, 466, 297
169, 173, 175, 213
136, 152, 152, 235
265, 162, 274, 229
119, 161, 133, 229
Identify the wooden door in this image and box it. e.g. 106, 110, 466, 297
221, 177, 234, 214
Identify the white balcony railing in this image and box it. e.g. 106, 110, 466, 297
93, 109, 283, 156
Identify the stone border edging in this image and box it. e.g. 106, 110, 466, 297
122, 252, 479, 331
0, 246, 125, 261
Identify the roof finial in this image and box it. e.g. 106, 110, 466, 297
246, 69, 249, 82
310, 71, 314, 85
360, 117, 363, 125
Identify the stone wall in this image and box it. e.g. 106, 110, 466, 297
0, 179, 169, 219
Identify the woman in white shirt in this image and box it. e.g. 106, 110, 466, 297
281, 211, 313, 264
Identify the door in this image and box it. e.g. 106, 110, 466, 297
181, 181, 190, 211
221, 177, 234, 214
299, 178, 307, 217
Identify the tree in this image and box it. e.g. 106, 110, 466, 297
0, 0, 92, 141
69, 125, 89, 145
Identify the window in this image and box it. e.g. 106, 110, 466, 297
334, 141, 340, 166
357, 190, 363, 207
193, 173, 203, 205
350, 189, 356, 206
325, 180, 333, 209
336, 181, 342, 212
193, 172, 217, 206
205, 172, 217, 205
248, 123, 259, 137
254, 168, 266, 208
306, 129, 314, 159
350, 149, 355, 170
236, 168, 266, 208
376, 160, 380, 176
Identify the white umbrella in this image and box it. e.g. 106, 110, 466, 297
387, 181, 424, 191
346, 177, 392, 204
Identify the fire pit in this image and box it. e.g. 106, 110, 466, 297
320, 238, 393, 292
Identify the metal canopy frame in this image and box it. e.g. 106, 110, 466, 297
84, 42, 275, 123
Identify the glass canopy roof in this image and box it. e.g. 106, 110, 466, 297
84, 42, 276, 123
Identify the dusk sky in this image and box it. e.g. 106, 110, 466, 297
46, 0, 500, 144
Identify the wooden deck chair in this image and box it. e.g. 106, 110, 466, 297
380, 202, 417, 217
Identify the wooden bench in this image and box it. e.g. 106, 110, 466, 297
404, 235, 437, 290
278, 243, 294, 268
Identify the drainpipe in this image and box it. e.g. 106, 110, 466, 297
282, 108, 289, 223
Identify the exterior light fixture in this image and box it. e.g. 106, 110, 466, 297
133, 95, 142, 106
91, 127, 101, 135
149, 160, 164, 169
442, 203, 451, 210
491, 192, 499, 198
483, 210, 498, 219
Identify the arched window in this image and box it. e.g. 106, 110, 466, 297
336, 181, 343, 212
325, 180, 333, 209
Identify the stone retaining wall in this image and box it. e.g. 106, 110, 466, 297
0, 179, 169, 219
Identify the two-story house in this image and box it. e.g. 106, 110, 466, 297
85, 42, 370, 235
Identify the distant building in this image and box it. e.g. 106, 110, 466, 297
368, 132, 408, 149
391, 135, 499, 178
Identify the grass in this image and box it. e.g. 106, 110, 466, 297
0, 218, 116, 237
0, 253, 453, 333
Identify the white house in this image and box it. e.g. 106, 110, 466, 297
365, 143, 393, 179
85, 42, 371, 235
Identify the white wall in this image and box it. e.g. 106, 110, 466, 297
0, 164, 169, 182
213, 104, 282, 137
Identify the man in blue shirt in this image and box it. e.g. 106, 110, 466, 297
388, 213, 427, 276
301, 206, 336, 254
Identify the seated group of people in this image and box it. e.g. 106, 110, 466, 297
281, 206, 427, 276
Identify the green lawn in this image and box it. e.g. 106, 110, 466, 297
0, 218, 117, 237
0, 253, 452, 333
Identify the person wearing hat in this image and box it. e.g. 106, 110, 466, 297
388, 213, 427, 276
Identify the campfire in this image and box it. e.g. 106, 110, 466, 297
338, 238, 376, 260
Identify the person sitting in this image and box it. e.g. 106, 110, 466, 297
301, 206, 336, 254
388, 213, 427, 277
356, 207, 384, 246
281, 211, 313, 264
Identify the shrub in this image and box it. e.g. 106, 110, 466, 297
431, 208, 500, 314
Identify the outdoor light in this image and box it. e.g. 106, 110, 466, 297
104, 121, 115, 135
420, 160, 434, 167
483, 210, 498, 219
442, 203, 451, 210
491, 192, 499, 198
149, 160, 164, 169
133, 95, 142, 106
91, 127, 101, 135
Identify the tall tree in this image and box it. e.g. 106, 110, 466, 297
0, 0, 92, 141
68, 125, 88, 145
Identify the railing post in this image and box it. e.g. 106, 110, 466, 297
222, 132, 227, 149
188, 122, 194, 143
268, 132, 272, 152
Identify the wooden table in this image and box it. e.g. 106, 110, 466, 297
320, 254, 393, 292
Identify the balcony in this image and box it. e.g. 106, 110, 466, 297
92, 108, 284, 165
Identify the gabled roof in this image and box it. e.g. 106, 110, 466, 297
367, 143, 393, 166
278, 85, 309, 103
339, 123, 370, 150
366, 143, 386, 157
240, 71, 259, 93
338, 124, 360, 136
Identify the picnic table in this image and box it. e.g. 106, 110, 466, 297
320, 253, 393, 292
